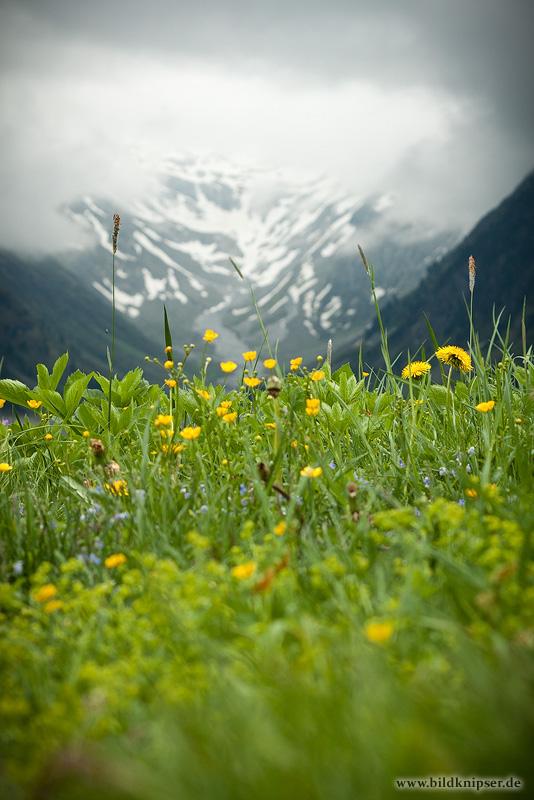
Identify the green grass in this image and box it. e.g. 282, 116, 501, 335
1, 263, 533, 799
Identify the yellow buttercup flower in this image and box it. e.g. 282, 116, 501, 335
242, 351, 257, 362
45, 433, 53, 441
34, 584, 57, 603
221, 361, 237, 373
365, 621, 393, 643
203, 329, 218, 342
310, 370, 325, 381
244, 377, 261, 388
164, 360, 174, 370
435, 346, 473, 372
305, 398, 320, 416
300, 466, 322, 478
165, 379, 177, 388
265, 422, 276, 429
155, 414, 173, 427
290, 357, 303, 371
216, 401, 232, 416
264, 358, 276, 369
105, 553, 127, 568
105, 480, 129, 496
27, 399, 42, 409
0, 399, 5, 408
231, 561, 257, 579
274, 522, 287, 536
180, 426, 201, 440
165, 345, 173, 355
197, 389, 211, 400
465, 488, 479, 499
476, 400, 496, 413
0, 463, 13, 472
222, 412, 237, 423
44, 599, 63, 614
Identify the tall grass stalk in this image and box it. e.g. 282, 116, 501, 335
107, 214, 121, 429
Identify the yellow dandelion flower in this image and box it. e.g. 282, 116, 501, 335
105, 479, 129, 496
164, 360, 174, 370
27, 399, 42, 409
34, 584, 57, 603
365, 621, 393, 643
0, 463, 13, 472
290, 357, 303, 371
310, 370, 325, 381
435, 346, 473, 372
222, 412, 237, 423
44, 599, 63, 614
231, 561, 257, 579
274, 522, 287, 536
221, 361, 237, 373
105, 553, 127, 568
203, 329, 218, 342
154, 414, 173, 427
476, 400, 496, 413
300, 466, 322, 478
165, 379, 177, 388
244, 377, 261, 388
180, 426, 201, 440
197, 389, 211, 400
401, 361, 431, 380
264, 358, 276, 369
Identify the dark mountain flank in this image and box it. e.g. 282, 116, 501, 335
337, 169, 534, 372
0, 250, 161, 385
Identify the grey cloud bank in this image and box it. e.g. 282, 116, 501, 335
1, 0, 533, 252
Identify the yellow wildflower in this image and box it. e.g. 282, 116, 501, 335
274, 522, 287, 536
216, 401, 233, 416
222, 412, 237, 423
83, 431, 90, 438
476, 400, 496, 412
0, 399, 5, 408
164, 360, 174, 370
155, 414, 173, 427
45, 433, 53, 441
244, 377, 261, 388
264, 358, 276, 369
180, 426, 201, 440
0, 463, 13, 472
362, 372, 370, 377
165, 379, 177, 388
34, 584, 57, 603
242, 351, 257, 362
435, 346, 473, 372
265, 422, 276, 429
310, 370, 325, 381
465, 488, 479, 499
27, 399, 42, 409
290, 357, 303, 371
165, 345, 173, 354
105, 479, 129, 496
203, 329, 218, 342
221, 361, 237, 373
300, 466, 322, 478
231, 561, 257, 579
306, 398, 320, 416
44, 599, 63, 614
290, 440, 298, 448
197, 389, 211, 400
401, 361, 431, 380
105, 553, 127, 568
365, 621, 393, 643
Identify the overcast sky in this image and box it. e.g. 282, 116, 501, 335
1, 0, 533, 252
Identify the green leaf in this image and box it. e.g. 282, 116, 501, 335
428, 385, 449, 405
331, 363, 353, 383
229, 256, 244, 280
50, 353, 69, 391
36, 363, 51, 391
64, 374, 93, 418
0, 379, 31, 406
39, 389, 66, 417
163, 305, 173, 353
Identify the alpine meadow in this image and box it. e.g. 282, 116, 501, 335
1, 215, 533, 800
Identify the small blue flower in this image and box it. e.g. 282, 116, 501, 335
439, 467, 448, 476
414, 506, 421, 516
199, 504, 209, 513
423, 476, 431, 487
239, 483, 247, 496
95, 538, 104, 550
399, 459, 406, 468
77, 554, 88, 564
329, 460, 336, 470
467, 446, 475, 456
466, 465, 471, 473
89, 553, 101, 565
136, 489, 146, 500
13, 560, 23, 575
241, 498, 248, 507
458, 498, 466, 506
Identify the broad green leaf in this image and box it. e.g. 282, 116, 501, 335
64, 374, 93, 418
39, 389, 66, 417
50, 353, 69, 391
331, 363, 353, 383
0, 378, 31, 406
428, 385, 449, 405
36, 363, 51, 391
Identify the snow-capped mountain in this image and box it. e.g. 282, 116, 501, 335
60, 153, 457, 367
